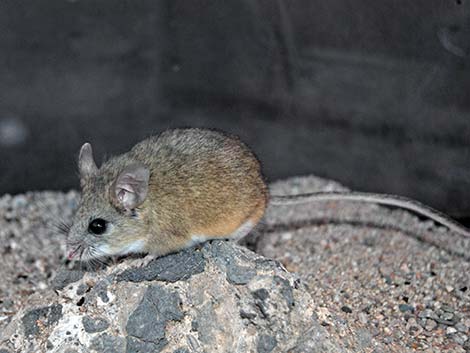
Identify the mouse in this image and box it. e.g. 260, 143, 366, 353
66, 128, 470, 263
67, 128, 267, 262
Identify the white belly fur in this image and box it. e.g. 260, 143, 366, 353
188, 220, 255, 247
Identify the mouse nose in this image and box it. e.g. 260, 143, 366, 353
67, 245, 82, 260
67, 250, 75, 260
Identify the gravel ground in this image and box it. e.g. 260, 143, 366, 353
0, 176, 469, 352
0, 191, 78, 334
258, 176, 470, 353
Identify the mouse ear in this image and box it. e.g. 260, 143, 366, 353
79, 143, 98, 178
113, 164, 150, 210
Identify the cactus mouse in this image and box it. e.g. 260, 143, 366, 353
66, 128, 470, 262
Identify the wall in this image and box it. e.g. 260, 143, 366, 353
0, 0, 469, 216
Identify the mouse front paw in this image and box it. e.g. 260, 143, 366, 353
127, 255, 157, 268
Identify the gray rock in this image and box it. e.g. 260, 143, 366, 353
173, 349, 190, 353
1, 240, 344, 353
226, 265, 256, 285
418, 309, 438, 320
90, 333, 126, 353
209, 240, 257, 285
21, 304, 63, 336
93, 279, 111, 303
257, 334, 277, 353
253, 288, 270, 318
82, 316, 110, 333
51, 270, 84, 290
126, 285, 183, 351
399, 304, 414, 313
435, 317, 457, 326
441, 304, 455, 313
453, 333, 469, 345
46, 340, 54, 350
273, 276, 294, 308
116, 248, 205, 283
75, 283, 88, 296
425, 319, 437, 331
253, 288, 270, 301
441, 312, 454, 321
239, 309, 257, 320
126, 336, 167, 353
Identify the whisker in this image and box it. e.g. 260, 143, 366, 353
37, 199, 73, 237
88, 247, 110, 269
56, 220, 72, 235
86, 258, 98, 271
80, 247, 92, 271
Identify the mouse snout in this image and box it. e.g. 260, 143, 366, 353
66, 239, 85, 260
67, 247, 79, 260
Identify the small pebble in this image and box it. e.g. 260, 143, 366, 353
441, 312, 454, 321
399, 304, 414, 313
358, 312, 368, 324
447, 327, 457, 335
407, 318, 424, 336
341, 306, 352, 314
453, 333, 468, 345
425, 319, 437, 331
441, 304, 455, 313
419, 309, 438, 320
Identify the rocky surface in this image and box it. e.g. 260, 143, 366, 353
0, 239, 342, 353
0, 176, 469, 352
0, 191, 78, 334
258, 176, 470, 353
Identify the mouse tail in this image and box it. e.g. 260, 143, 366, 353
269, 191, 470, 238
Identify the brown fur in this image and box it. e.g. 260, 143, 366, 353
70, 128, 268, 258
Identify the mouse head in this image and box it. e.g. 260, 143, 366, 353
66, 143, 150, 262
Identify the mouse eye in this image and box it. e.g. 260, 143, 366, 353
88, 218, 107, 235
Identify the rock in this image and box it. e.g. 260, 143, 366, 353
93, 279, 111, 303
116, 248, 205, 283
226, 265, 257, 285
453, 333, 468, 345
358, 312, 368, 324
173, 349, 190, 353
424, 319, 437, 331
418, 309, 439, 320
257, 334, 278, 353
126, 285, 183, 352
51, 270, 85, 291
441, 304, 455, 313
398, 304, 414, 313
90, 333, 126, 353
82, 316, 110, 333
0, 241, 344, 353
76, 283, 89, 296
447, 327, 458, 335
21, 304, 63, 336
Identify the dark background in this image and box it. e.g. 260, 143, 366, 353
1, 0, 470, 218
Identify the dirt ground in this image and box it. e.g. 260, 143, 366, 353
0, 176, 469, 352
